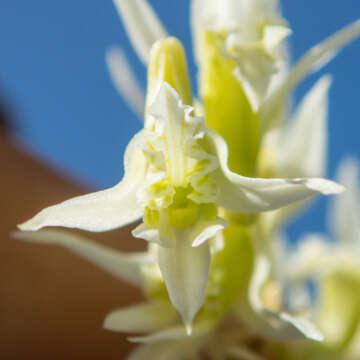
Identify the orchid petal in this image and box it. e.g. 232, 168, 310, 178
227, 345, 266, 360
132, 216, 226, 249
260, 76, 332, 232
132, 223, 163, 244
232, 25, 291, 113
130, 320, 213, 343
12, 230, 151, 287
316, 269, 360, 348
106, 47, 145, 120
241, 255, 323, 342
206, 129, 343, 213
329, 158, 360, 247
232, 44, 278, 113
127, 338, 203, 360
104, 301, 178, 333
191, 217, 228, 247
113, 0, 168, 65
191, 0, 284, 62
18, 132, 147, 232
262, 19, 360, 129
284, 20, 360, 93
276, 75, 331, 178
263, 25, 292, 53
127, 343, 184, 360
157, 237, 211, 332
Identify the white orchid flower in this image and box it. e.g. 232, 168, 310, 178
259, 75, 332, 232
109, 0, 360, 127
18, 34, 343, 331
281, 158, 360, 351
236, 254, 323, 342
192, 0, 291, 112
108, 0, 359, 181
261, 20, 360, 132
289, 158, 360, 282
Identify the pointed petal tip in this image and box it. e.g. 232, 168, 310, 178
17, 220, 39, 232
185, 323, 192, 336
10, 230, 28, 241
17, 221, 40, 232
191, 218, 228, 248
102, 313, 114, 332
305, 178, 345, 195
11, 230, 33, 239
180, 310, 194, 336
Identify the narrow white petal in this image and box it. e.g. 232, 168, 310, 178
207, 129, 344, 213
191, 217, 227, 248
127, 343, 181, 360
233, 48, 277, 113
227, 345, 266, 360
106, 47, 145, 119
284, 20, 360, 93
18, 132, 147, 232
329, 158, 360, 247
12, 230, 151, 287
232, 24, 291, 113
262, 19, 360, 128
157, 237, 211, 330
241, 255, 323, 342
190, 0, 205, 63
127, 339, 202, 360
276, 75, 331, 178
263, 25, 292, 53
130, 320, 212, 343
104, 301, 178, 333
113, 0, 167, 65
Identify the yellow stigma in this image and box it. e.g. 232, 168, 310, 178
167, 186, 199, 229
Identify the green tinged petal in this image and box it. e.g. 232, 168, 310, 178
209, 224, 254, 311
316, 270, 360, 350
199, 30, 261, 177
104, 301, 178, 334
147, 37, 193, 109
13, 230, 151, 287
158, 236, 211, 332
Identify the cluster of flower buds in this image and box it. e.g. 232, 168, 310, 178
15, 1, 360, 359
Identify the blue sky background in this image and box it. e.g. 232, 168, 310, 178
0, 1, 359, 240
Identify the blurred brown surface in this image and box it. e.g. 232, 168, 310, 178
0, 128, 145, 359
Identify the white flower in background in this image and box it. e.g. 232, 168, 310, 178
106, 0, 360, 183
259, 74, 332, 233
108, 0, 360, 129
289, 158, 360, 285
191, 0, 291, 112
281, 159, 360, 356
